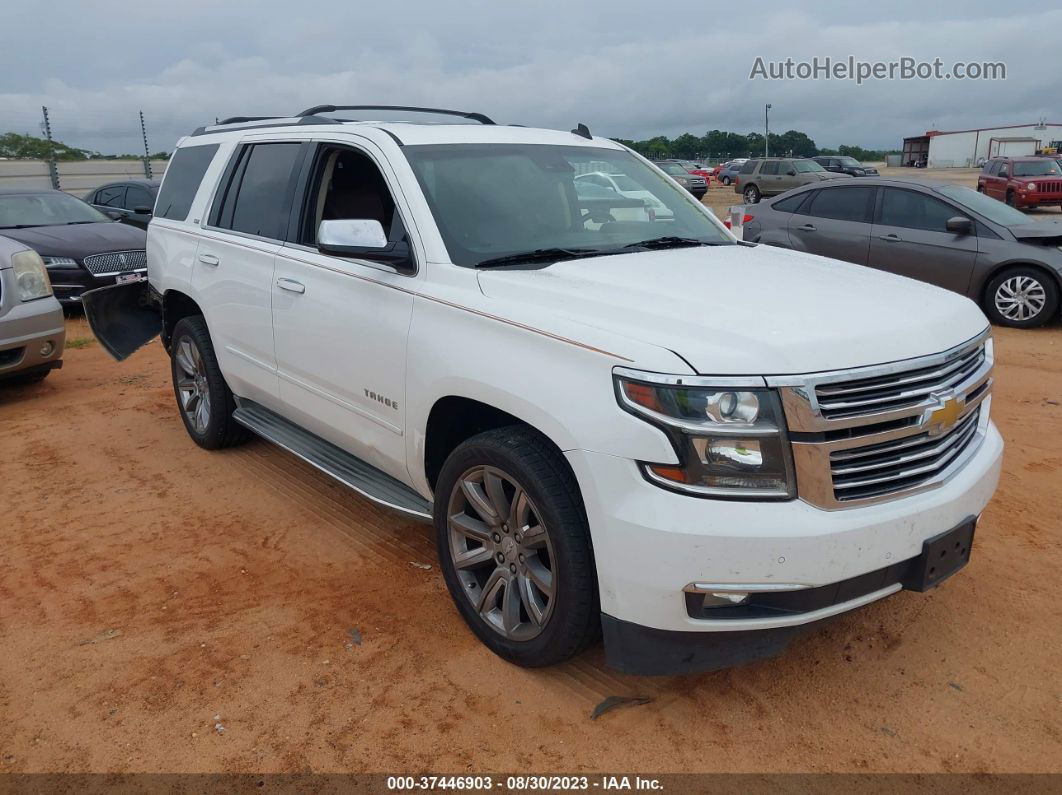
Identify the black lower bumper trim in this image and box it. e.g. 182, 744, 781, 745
601, 613, 826, 676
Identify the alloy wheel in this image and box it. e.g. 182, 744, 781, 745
743, 187, 758, 204
447, 465, 556, 641
994, 275, 1047, 322
174, 338, 211, 434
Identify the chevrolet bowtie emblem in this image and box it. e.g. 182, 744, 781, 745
925, 392, 965, 436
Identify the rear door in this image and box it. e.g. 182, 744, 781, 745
193, 139, 308, 406
868, 187, 978, 294
786, 185, 875, 265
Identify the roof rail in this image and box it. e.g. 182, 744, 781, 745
190, 115, 341, 137
218, 115, 284, 125
297, 105, 495, 125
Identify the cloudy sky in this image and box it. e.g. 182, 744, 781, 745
1, 0, 1057, 155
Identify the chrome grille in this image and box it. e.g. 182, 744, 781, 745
830, 406, 981, 502
815, 343, 984, 420
774, 331, 993, 509
82, 250, 147, 276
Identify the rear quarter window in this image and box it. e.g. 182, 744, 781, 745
739, 160, 759, 174
155, 144, 220, 221
770, 192, 809, 213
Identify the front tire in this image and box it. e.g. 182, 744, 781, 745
721, 176, 731, 186
743, 185, 761, 204
170, 316, 250, 449
434, 426, 598, 667
984, 267, 1058, 328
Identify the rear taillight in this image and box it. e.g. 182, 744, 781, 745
735, 177, 741, 186
743, 213, 753, 223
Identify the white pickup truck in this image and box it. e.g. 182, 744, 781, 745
86, 105, 1002, 675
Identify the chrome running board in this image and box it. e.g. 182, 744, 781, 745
232, 399, 432, 522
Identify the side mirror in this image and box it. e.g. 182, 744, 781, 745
134, 206, 153, 215
318, 219, 414, 271
104, 209, 123, 220
786, 170, 796, 176
946, 217, 973, 235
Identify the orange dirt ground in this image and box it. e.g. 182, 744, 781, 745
0, 314, 1059, 774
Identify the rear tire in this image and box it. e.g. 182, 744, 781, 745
984, 267, 1059, 328
721, 176, 731, 186
169, 316, 250, 449
743, 185, 761, 204
434, 426, 598, 668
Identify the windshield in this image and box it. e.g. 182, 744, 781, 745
403, 144, 731, 267
793, 160, 826, 173
1013, 160, 1062, 177
936, 185, 1030, 226
0, 192, 109, 228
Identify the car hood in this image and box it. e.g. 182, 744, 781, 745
0, 222, 146, 259
1009, 221, 1062, 243
476, 245, 988, 375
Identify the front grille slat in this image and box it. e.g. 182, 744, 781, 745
816, 348, 984, 419
82, 250, 147, 276
831, 412, 979, 475
831, 408, 980, 501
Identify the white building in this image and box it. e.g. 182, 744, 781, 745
901, 123, 1062, 168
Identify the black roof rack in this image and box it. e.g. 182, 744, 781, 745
297, 105, 495, 125
218, 115, 283, 125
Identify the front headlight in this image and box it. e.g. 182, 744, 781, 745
615, 371, 795, 499
42, 256, 78, 269
11, 249, 53, 302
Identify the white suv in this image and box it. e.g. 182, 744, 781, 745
86, 105, 1003, 675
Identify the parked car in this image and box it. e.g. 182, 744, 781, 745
672, 160, 713, 183
812, 156, 880, 177
0, 189, 148, 306
85, 105, 1001, 675
742, 177, 1062, 327
716, 162, 742, 186
86, 179, 160, 229
574, 172, 674, 222
734, 157, 851, 204
654, 161, 707, 198
0, 236, 65, 383
976, 157, 1062, 209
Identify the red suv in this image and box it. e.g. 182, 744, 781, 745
977, 157, 1062, 209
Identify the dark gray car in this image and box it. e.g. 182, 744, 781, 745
742, 178, 1062, 328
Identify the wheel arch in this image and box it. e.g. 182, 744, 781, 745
161, 289, 204, 350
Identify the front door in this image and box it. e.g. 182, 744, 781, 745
271, 141, 417, 483
867, 187, 978, 294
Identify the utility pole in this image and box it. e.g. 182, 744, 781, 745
764, 103, 772, 158
139, 110, 152, 179
41, 106, 59, 190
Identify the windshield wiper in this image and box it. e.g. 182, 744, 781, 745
0, 224, 45, 229
622, 236, 718, 251
66, 220, 98, 225
476, 247, 604, 268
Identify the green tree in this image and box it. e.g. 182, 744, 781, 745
0, 132, 96, 160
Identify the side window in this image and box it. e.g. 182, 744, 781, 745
805, 186, 875, 223
879, 189, 967, 233
156, 144, 219, 221
214, 143, 302, 239
771, 192, 809, 213
998, 162, 1009, 178
96, 186, 126, 207
739, 160, 758, 174
298, 146, 402, 248
985, 160, 1000, 175
760, 161, 779, 175
125, 186, 154, 210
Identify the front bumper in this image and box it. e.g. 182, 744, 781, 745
0, 295, 65, 379
46, 265, 146, 305
565, 421, 1002, 669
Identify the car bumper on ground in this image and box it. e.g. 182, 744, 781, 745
0, 295, 66, 380
565, 422, 1003, 674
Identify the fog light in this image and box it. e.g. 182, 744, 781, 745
39, 341, 55, 357
703, 592, 750, 607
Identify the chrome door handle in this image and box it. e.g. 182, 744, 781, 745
878, 234, 901, 242
276, 278, 305, 294
798, 224, 816, 231
198, 253, 220, 266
